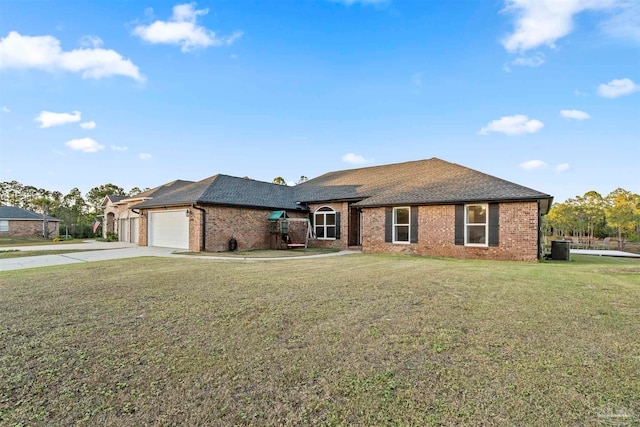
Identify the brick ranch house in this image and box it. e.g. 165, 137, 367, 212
105, 158, 553, 261
0, 206, 60, 238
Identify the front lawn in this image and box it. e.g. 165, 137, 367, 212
1, 255, 638, 425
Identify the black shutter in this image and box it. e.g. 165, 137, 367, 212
335, 212, 341, 239
308, 212, 314, 228
410, 207, 419, 243
455, 204, 464, 245
385, 207, 393, 243
489, 203, 499, 247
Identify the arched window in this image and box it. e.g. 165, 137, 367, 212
314, 207, 336, 240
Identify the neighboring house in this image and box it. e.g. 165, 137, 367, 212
102, 180, 193, 243
108, 158, 553, 261
0, 206, 60, 238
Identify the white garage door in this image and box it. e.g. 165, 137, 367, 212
130, 218, 139, 244
148, 210, 189, 249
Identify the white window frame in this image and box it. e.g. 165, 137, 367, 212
465, 203, 488, 247
0, 220, 8, 232
314, 206, 336, 240
393, 207, 410, 244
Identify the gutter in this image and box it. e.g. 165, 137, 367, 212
192, 204, 206, 251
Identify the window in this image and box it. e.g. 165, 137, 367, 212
393, 207, 410, 243
314, 207, 336, 240
465, 204, 488, 246
0, 220, 8, 232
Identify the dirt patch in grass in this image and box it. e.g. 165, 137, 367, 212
179, 248, 341, 258
1, 254, 639, 426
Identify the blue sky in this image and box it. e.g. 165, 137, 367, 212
1, 0, 638, 203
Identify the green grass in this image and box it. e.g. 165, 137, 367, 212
0, 237, 79, 247
179, 247, 342, 258
0, 249, 104, 259
1, 255, 638, 426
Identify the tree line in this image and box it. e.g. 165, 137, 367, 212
543, 188, 640, 249
0, 181, 147, 238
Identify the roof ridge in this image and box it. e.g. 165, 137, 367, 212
299, 157, 444, 184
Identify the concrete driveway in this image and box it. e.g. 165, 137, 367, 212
0, 242, 179, 272
0, 241, 361, 272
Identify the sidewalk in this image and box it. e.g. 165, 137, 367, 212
571, 249, 640, 258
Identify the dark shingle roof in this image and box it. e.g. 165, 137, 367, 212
105, 195, 125, 203
130, 158, 552, 212
0, 206, 60, 221
132, 180, 194, 199
295, 158, 552, 207
133, 175, 300, 210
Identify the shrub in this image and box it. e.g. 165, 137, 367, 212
97, 232, 119, 242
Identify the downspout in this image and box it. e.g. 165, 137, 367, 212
192, 205, 206, 251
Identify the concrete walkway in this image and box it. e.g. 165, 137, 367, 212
0, 241, 361, 272
571, 249, 640, 258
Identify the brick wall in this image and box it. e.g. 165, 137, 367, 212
363, 202, 540, 262
0, 220, 59, 238
139, 205, 307, 252
306, 202, 350, 250
138, 213, 148, 246
193, 206, 307, 252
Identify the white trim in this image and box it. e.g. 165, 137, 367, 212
392, 206, 411, 244
314, 206, 337, 240
464, 203, 488, 247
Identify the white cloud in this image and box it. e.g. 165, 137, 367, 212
65, 137, 105, 153
79, 35, 103, 48
35, 110, 81, 128
520, 160, 548, 170
574, 89, 588, 96
511, 52, 545, 67
0, 31, 143, 81
560, 109, 591, 120
80, 121, 96, 129
600, 1, 640, 44
501, 0, 616, 53
479, 114, 544, 135
342, 153, 368, 164
139, 152, 152, 160
1, 106, 9, 113
110, 145, 128, 151
597, 78, 640, 98
556, 162, 571, 172
133, 3, 243, 52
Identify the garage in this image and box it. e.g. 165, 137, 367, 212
130, 218, 139, 244
148, 210, 189, 249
